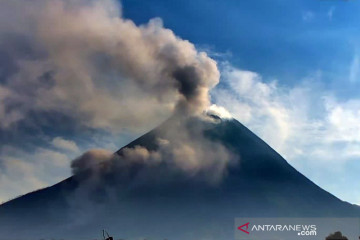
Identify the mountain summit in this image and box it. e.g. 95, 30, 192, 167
0, 116, 359, 240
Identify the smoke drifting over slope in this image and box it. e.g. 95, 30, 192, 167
0, 0, 235, 193
71, 117, 235, 187
0, 0, 219, 131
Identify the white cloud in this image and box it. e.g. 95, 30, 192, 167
212, 65, 360, 204
51, 137, 80, 153
213, 67, 292, 152
349, 53, 359, 83
324, 98, 360, 143
207, 104, 232, 119
0, 145, 74, 202
0, 156, 45, 203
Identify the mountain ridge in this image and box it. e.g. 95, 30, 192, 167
0, 116, 359, 240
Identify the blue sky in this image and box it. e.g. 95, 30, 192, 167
0, 0, 359, 205
122, 0, 360, 94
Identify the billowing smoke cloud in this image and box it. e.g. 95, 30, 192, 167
71, 149, 114, 174
0, 0, 219, 131
0, 0, 235, 200
71, 117, 235, 188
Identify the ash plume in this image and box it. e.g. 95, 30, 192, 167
0, 0, 235, 196
0, 0, 219, 131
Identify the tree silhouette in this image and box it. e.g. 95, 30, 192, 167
325, 231, 348, 240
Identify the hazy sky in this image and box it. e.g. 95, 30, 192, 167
0, 0, 359, 205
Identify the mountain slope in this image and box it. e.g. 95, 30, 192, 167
0, 117, 359, 240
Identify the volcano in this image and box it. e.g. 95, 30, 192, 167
0, 116, 359, 240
